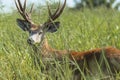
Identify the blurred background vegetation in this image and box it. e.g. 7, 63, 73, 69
0, 0, 120, 80
73, 0, 117, 9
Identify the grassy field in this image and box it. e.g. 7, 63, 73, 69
0, 7, 120, 80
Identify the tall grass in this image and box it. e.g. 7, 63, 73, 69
0, 7, 120, 80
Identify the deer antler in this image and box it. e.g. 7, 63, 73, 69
15, 0, 34, 23
46, 0, 66, 24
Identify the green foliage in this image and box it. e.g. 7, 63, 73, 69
73, 0, 116, 9
0, 8, 120, 80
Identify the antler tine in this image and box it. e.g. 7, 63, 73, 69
29, 3, 34, 14
46, 0, 66, 23
47, 2, 52, 17
15, 0, 22, 14
52, 0, 66, 20
46, 0, 60, 23
15, 0, 27, 20
15, 0, 33, 23
50, 0, 60, 19
17, 0, 24, 12
15, 0, 27, 19
23, 0, 27, 12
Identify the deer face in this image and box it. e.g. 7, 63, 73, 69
15, 0, 66, 45
17, 19, 60, 44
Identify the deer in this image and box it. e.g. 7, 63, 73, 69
14, 0, 120, 78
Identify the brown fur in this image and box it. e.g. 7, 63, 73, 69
30, 38, 120, 80
39, 39, 120, 73
41, 39, 120, 60
27, 34, 120, 79
30, 24, 40, 31
70, 46, 120, 60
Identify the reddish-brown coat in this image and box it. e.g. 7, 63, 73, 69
70, 46, 120, 60
41, 39, 120, 61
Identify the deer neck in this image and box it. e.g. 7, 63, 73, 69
35, 38, 69, 58
40, 38, 55, 54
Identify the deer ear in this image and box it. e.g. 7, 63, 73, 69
46, 22, 60, 33
16, 19, 30, 31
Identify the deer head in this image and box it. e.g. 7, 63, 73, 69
15, 0, 66, 45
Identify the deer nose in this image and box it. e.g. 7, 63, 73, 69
27, 38, 34, 44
